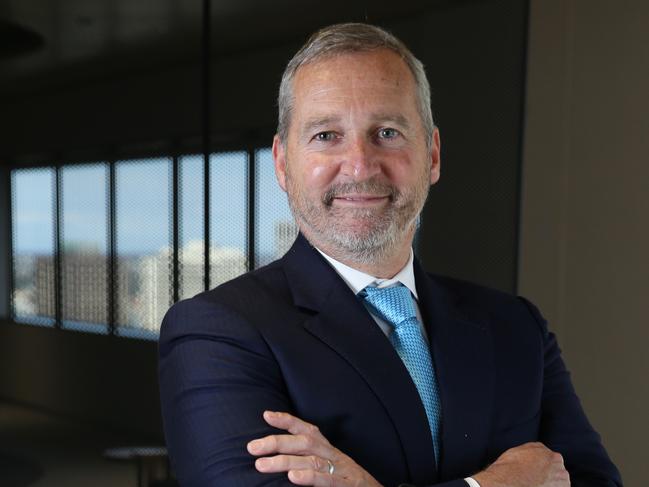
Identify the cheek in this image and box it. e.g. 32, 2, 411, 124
381, 155, 414, 184
300, 157, 339, 189
310, 164, 336, 181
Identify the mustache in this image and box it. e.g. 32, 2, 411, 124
322, 179, 398, 206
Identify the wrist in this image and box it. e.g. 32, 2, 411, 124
472, 471, 496, 487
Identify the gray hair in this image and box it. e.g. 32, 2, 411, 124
277, 23, 434, 148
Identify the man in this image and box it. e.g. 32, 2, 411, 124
159, 23, 622, 487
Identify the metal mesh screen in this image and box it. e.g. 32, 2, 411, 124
60, 163, 109, 333
209, 151, 247, 287
254, 148, 297, 268
114, 157, 172, 339
178, 154, 205, 300
10, 168, 57, 326
8, 148, 288, 336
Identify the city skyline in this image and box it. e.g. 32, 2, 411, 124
12, 223, 297, 334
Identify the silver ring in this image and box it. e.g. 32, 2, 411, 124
327, 459, 335, 475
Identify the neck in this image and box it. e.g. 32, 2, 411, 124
314, 235, 413, 279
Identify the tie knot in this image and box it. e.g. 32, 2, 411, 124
361, 284, 417, 328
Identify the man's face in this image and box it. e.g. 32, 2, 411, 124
273, 49, 440, 263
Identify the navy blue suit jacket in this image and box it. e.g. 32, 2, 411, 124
159, 234, 621, 486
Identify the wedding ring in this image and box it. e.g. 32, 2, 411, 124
327, 459, 335, 475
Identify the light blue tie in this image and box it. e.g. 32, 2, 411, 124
361, 284, 442, 464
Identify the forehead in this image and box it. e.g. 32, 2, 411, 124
291, 49, 418, 110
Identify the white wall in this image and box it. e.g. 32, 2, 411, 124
520, 1, 649, 484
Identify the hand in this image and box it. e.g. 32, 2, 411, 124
247, 411, 384, 487
473, 442, 570, 487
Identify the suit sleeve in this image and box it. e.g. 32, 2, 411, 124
520, 297, 623, 487
158, 296, 295, 487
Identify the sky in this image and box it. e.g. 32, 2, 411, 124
11, 148, 294, 258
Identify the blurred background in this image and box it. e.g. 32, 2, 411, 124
0, 0, 646, 485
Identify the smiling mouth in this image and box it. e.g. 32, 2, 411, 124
323, 180, 397, 206
336, 195, 388, 200
332, 195, 390, 205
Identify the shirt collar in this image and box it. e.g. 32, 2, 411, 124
316, 247, 419, 300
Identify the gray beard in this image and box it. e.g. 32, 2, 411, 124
286, 177, 426, 267
317, 212, 419, 266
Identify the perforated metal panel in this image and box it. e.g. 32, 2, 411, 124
178, 154, 205, 300
254, 148, 297, 268
60, 163, 109, 334
209, 151, 248, 287
8, 147, 297, 338
114, 157, 172, 339
11, 168, 56, 327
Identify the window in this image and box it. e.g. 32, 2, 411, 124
60, 163, 109, 334
178, 154, 205, 300
11, 168, 56, 326
209, 152, 248, 287
115, 157, 172, 338
254, 148, 298, 267
8, 148, 298, 339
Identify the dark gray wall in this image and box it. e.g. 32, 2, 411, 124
0, 319, 161, 439
0, 0, 528, 437
409, 1, 528, 291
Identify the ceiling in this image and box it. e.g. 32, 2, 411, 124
0, 0, 475, 93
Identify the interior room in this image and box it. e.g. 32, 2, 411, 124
0, 0, 646, 485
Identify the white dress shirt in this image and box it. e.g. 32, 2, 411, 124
316, 247, 481, 487
316, 247, 428, 341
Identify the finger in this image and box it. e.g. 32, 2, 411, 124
247, 433, 332, 459
551, 451, 565, 466
556, 468, 571, 481
288, 469, 352, 487
255, 454, 331, 474
264, 411, 326, 439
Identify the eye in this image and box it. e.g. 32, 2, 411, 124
377, 127, 400, 139
313, 131, 337, 142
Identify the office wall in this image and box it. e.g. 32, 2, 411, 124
520, 0, 649, 484
412, 0, 528, 293
0, 46, 284, 156
0, 318, 161, 439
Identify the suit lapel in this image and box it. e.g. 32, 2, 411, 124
282, 236, 438, 483
414, 261, 495, 480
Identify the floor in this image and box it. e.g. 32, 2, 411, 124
0, 401, 169, 487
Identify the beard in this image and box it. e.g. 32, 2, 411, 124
284, 166, 430, 266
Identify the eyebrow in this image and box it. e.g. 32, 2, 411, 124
371, 113, 411, 129
300, 113, 411, 137
301, 116, 341, 138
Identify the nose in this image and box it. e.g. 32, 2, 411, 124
339, 136, 381, 181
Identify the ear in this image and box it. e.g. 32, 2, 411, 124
272, 134, 288, 192
429, 127, 441, 185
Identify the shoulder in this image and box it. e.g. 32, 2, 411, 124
197, 259, 290, 312
425, 273, 549, 338
159, 259, 295, 343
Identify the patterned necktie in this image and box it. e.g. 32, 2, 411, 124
361, 284, 442, 464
